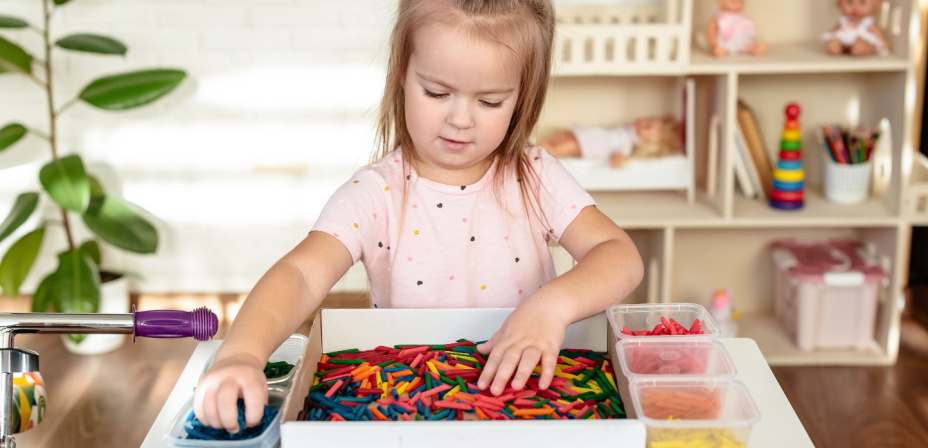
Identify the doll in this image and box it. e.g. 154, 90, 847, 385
823, 0, 888, 57
705, 0, 767, 58
540, 117, 683, 169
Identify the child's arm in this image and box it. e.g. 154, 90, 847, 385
477, 206, 643, 395
193, 231, 353, 432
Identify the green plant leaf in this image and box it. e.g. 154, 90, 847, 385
78, 69, 187, 111
50, 251, 97, 342
0, 192, 39, 243
67, 333, 87, 344
79, 240, 101, 266
31, 272, 54, 312
82, 195, 158, 254
39, 154, 90, 212
0, 36, 32, 75
50, 249, 99, 314
53, 0, 73, 5
0, 16, 29, 29
0, 227, 45, 298
0, 123, 27, 152
56, 34, 127, 56
88, 175, 105, 198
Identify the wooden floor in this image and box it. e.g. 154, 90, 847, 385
771, 319, 928, 448
3, 291, 928, 448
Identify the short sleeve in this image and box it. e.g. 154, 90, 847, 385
532, 147, 596, 241
310, 169, 389, 264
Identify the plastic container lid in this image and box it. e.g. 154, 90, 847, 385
616, 338, 736, 381
606, 303, 721, 341
630, 378, 760, 447
770, 239, 885, 284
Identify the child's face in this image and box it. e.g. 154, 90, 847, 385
634, 117, 664, 143
717, 0, 745, 13
403, 24, 520, 185
836, 0, 880, 19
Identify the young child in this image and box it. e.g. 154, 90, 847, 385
540, 117, 683, 168
823, 0, 888, 57
193, 0, 643, 433
705, 0, 766, 58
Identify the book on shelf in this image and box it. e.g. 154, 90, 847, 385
732, 124, 759, 199
706, 113, 719, 198
736, 99, 774, 198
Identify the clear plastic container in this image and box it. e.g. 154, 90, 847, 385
607, 303, 721, 341
630, 378, 759, 448
266, 334, 308, 388
163, 387, 287, 448
616, 339, 736, 380
770, 239, 885, 351
202, 334, 308, 388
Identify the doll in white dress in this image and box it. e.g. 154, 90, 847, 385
541, 117, 683, 169
823, 0, 888, 57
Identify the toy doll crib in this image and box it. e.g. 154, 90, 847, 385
550, 0, 696, 203
553, 0, 690, 75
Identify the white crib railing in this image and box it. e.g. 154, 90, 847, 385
904, 153, 928, 222
554, 0, 689, 75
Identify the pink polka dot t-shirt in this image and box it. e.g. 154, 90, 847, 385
311, 146, 595, 309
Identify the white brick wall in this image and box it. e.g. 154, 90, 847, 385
0, 0, 394, 294
0, 0, 618, 295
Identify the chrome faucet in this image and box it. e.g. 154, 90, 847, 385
0, 306, 217, 448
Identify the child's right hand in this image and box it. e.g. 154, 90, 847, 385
193, 353, 269, 433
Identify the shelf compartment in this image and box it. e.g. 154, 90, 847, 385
539, 75, 707, 204
689, 0, 916, 71
732, 71, 906, 221
555, 78, 697, 202
737, 314, 890, 366
669, 227, 897, 309
667, 227, 899, 365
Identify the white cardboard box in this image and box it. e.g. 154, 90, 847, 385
279, 308, 647, 447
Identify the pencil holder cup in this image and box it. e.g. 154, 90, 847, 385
823, 156, 872, 204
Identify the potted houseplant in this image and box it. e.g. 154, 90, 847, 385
0, 0, 187, 353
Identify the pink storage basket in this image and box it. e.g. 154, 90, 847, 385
770, 239, 886, 351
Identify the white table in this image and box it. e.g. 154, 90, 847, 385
142, 338, 814, 448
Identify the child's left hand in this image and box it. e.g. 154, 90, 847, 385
475, 300, 569, 396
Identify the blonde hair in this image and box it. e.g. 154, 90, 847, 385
632, 117, 684, 159
375, 0, 556, 226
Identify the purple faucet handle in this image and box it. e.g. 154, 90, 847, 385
132, 305, 218, 342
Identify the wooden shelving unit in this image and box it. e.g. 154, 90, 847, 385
543, 0, 924, 365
